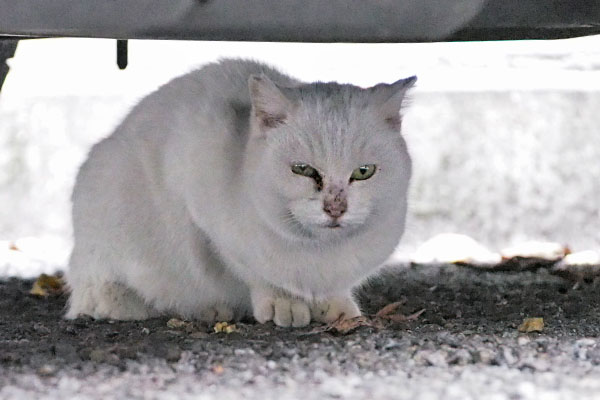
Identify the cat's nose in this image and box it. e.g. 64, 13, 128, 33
323, 185, 348, 219
323, 199, 347, 218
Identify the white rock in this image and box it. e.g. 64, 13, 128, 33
562, 250, 600, 266
501, 241, 568, 260
410, 233, 501, 264
0, 236, 68, 278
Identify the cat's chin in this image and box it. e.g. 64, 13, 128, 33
282, 219, 359, 242
313, 221, 362, 239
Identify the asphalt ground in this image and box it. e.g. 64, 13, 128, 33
2, 262, 600, 399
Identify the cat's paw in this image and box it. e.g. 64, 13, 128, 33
67, 281, 154, 320
252, 295, 311, 328
199, 305, 235, 323
310, 296, 361, 323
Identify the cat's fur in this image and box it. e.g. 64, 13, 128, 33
66, 59, 416, 327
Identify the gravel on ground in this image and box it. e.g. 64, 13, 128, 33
2, 262, 600, 400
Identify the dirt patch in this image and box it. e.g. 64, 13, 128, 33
2, 263, 600, 377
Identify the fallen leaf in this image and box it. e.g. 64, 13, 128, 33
214, 321, 237, 333
384, 308, 426, 322
375, 301, 403, 317
518, 317, 544, 333
29, 274, 64, 297
166, 318, 188, 329
212, 364, 225, 374
375, 301, 425, 322
306, 304, 426, 336
324, 315, 381, 335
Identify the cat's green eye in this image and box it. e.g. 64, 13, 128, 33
291, 163, 317, 177
350, 164, 377, 181
291, 163, 323, 191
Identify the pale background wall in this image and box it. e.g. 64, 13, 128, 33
1, 37, 599, 275
402, 92, 600, 252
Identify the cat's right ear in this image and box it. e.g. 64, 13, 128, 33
370, 76, 417, 131
249, 75, 295, 131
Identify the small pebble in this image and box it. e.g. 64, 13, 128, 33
575, 338, 596, 347
37, 364, 56, 376
414, 350, 448, 367
502, 346, 518, 365
266, 360, 277, 370
159, 346, 182, 362
190, 331, 209, 339
474, 349, 496, 365
448, 349, 472, 365
89, 349, 107, 363
32, 323, 50, 335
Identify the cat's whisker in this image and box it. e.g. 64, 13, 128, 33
281, 209, 313, 237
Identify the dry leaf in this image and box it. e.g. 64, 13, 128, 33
30, 274, 64, 297
375, 301, 403, 317
375, 302, 425, 322
214, 321, 237, 333
324, 315, 380, 335
518, 317, 544, 333
384, 308, 426, 322
212, 364, 225, 374
307, 303, 426, 336
166, 318, 188, 329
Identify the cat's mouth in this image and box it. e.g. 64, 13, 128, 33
326, 221, 342, 229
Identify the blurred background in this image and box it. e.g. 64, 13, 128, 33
1, 37, 599, 276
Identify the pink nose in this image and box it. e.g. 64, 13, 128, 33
323, 196, 347, 218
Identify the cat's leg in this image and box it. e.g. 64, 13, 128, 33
250, 287, 311, 328
67, 280, 157, 321
310, 294, 361, 323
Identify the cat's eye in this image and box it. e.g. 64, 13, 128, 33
291, 163, 317, 177
291, 163, 323, 191
350, 164, 377, 181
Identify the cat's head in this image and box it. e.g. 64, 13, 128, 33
246, 74, 416, 242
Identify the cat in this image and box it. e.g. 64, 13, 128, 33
66, 59, 416, 327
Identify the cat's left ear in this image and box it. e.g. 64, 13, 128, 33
370, 76, 417, 130
249, 74, 296, 131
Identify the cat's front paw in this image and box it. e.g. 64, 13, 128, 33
67, 281, 155, 321
252, 294, 311, 328
310, 296, 361, 323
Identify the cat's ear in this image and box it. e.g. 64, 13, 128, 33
248, 74, 295, 130
370, 76, 417, 130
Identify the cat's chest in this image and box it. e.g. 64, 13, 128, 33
214, 220, 392, 291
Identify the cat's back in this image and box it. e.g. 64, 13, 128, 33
110, 59, 299, 154
182, 59, 298, 105
144, 59, 299, 127
80, 60, 299, 192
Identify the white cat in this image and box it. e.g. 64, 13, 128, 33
66, 59, 416, 327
